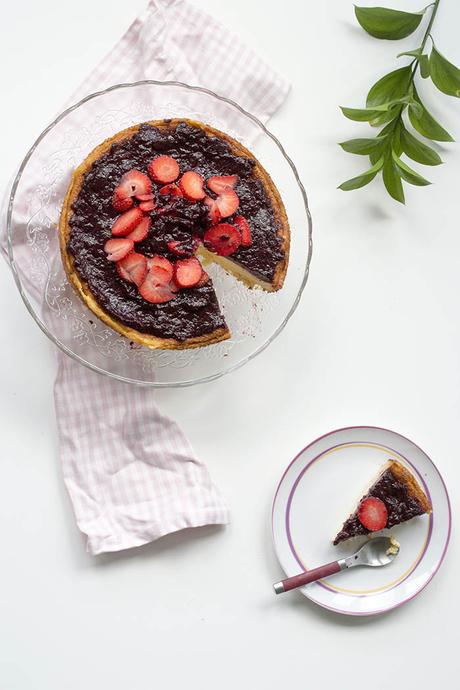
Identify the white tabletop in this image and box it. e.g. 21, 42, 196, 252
0, 0, 458, 687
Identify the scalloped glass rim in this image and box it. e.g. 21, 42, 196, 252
6, 80, 313, 388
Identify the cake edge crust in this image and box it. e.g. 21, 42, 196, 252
332, 459, 432, 545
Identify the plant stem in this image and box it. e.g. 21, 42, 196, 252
410, 0, 440, 83
420, 0, 440, 54
381, 3, 441, 155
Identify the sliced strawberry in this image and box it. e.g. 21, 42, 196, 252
119, 169, 152, 199
126, 216, 151, 243
139, 268, 177, 304
104, 238, 134, 262
179, 171, 206, 201
112, 207, 144, 237
207, 175, 238, 195
216, 188, 239, 218
167, 240, 190, 257
136, 193, 154, 202
139, 199, 156, 212
196, 270, 210, 287
148, 156, 180, 184
146, 255, 174, 282
116, 252, 147, 286
358, 497, 388, 532
112, 186, 134, 212
203, 196, 222, 225
148, 265, 172, 284
233, 215, 252, 247
203, 223, 241, 257
159, 183, 183, 197
174, 257, 203, 289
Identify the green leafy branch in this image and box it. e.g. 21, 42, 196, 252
339, 1, 460, 203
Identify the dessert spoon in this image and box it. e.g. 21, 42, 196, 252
273, 536, 400, 594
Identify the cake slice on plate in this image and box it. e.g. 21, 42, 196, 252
333, 460, 432, 545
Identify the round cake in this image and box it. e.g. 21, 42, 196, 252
59, 119, 290, 349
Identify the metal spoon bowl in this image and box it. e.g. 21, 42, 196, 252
273, 536, 400, 594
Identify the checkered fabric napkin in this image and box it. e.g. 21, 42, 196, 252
2, 0, 290, 554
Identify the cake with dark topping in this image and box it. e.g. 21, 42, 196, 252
59, 119, 289, 349
333, 460, 432, 545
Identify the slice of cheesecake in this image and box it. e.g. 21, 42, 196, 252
333, 460, 432, 545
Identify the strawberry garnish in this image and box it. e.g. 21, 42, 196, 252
139, 199, 156, 212
203, 223, 241, 257
136, 193, 154, 202
358, 497, 388, 532
148, 156, 180, 184
111, 207, 144, 237
104, 238, 134, 262
233, 215, 252, 247
139, 266, 177, 304
179, 171, 206, 201
174, 257, 203, 289
146, 255, 174, 282
126, 216, 151, 243
116, 252, 147, 286
196, 270, 210, 287
207, 175, 238, 195
216, 188, 239, 218
159, 183, 183, 197
112, 187, 134, 212
203, 196, 222, 225
167, 240, 190, 257
119, 170, 152, 199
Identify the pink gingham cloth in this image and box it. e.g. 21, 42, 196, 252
2, 0, 289, 554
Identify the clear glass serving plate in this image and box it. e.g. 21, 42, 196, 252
7, 81, 312, 387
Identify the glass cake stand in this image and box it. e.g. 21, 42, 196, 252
7, 81, 312, 387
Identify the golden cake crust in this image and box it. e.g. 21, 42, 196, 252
387, 460, 432, 514
59, 119, 290, 349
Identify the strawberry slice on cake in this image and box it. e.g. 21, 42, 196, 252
333, 460, 432, 545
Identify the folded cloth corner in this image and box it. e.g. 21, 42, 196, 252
1, 0, 290, 554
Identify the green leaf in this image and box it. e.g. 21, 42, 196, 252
383, 157, 405, 203
408, 87, 454, 141
342, 96, 410, 126
379, 121, 397, 136
368, 122, 394, 162
419, 54, 430, 78
397, 48, 422, 58
400, 127, 442, 165
340, 106, 388, 122
367, 66, 412, 107
354, 6, 424, 40
391, 120, 403, 155
407, 99, 424, 118
369, 110, 396, 127
339, 136, 387, 155
369, 103, 404, 126
430, 45, 460, 97
338, 158, 384, 191
392, 151, 431, 186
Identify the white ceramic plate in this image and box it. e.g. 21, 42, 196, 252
272, 426, 451, 616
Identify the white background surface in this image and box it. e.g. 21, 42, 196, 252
0, 0, 458, 688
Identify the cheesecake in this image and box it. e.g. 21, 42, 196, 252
59, 119, 289, 349
333, 460, 432, 545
